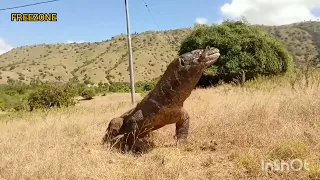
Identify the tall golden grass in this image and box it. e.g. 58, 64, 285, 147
0, 71, 319, 180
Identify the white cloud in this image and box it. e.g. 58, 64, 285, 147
220, 0, 320, 25
0, 37, 13, 55
195, 17, 208, 24
67, 40, 84, 44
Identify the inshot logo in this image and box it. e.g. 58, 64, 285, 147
261, 159, 310, 172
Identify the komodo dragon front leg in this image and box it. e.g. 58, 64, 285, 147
174, 107, 190, 144
103, 107, 190, 151
139, 107, 190, 145
101, 108, 136, 144
101, 117, 124, 145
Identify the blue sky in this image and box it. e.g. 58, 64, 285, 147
0, 0, 319, 50
0, 0, 222, 48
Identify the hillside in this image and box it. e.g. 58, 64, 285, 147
0, 21, 319, 84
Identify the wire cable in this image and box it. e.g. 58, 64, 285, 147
140, 0, 174, 46
141, 0, 160, 30
0, 0, 60, 11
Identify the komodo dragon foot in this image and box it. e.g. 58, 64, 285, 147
102, 117, 155, 153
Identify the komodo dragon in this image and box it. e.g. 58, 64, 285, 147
102, 46, 220, 152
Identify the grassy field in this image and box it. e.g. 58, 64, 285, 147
0, 73, 319, 180
0, 20, 319, 179
0, 21, 319, 85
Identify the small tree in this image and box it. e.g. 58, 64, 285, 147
80, 88, 95, 100
179, 20, 294, 84
27, 83, 77, 111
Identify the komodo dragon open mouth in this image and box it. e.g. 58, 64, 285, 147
179, 46, 220, 68
199, 46, 220, 66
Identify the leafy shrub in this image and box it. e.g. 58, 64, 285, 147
108, 82, 130, 92
0, 93, 29, 112
179, 20, 294, 84
83, 79, 94, 85
135, 81, 155, 93
27, 83, 77, 111
104, 81, 156, 93
9, 65, 15, 70
0, 78, 157, 113
80, 88, 95, 100
1, 84, 28, 96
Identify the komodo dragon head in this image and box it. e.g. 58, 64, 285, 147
150, 46, 221, 104
160, 46, 221, 89
178, 46, 220, 69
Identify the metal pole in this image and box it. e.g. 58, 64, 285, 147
125, 0, 136, 104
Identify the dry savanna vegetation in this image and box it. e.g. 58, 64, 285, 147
0, 21, 319, 85
0, 71, 320, 180
0, 20, 320, 180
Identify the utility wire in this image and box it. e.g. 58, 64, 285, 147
141, 0, 160, 30
0, 0, 60, 11
140, 0, 174, 46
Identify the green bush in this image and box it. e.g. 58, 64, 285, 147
80, 88, 95, 100
0, 81, 33, 111
135, 81, 155, 93
108, 82, 130, 92
0, 79, 158, 113
84, 79, 94, 85
179, 21, 294, 83
0, 93, 29, 112
105, 81, 156, 93
27, 83, 77, 111
69, 82, 87, 96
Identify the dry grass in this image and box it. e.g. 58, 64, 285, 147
0, 81, 320, 179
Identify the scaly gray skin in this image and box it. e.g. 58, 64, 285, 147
102, 46, 220, 152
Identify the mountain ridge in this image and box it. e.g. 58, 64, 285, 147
0, 21, 319, 85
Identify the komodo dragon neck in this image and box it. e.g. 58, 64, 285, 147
138, 57, 204, 108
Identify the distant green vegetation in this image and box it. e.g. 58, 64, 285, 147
0, 79, 157, 112
0, 68, 319, 113
1, 21, 319, 113
294, 22, 320, 62
179, 20, 294, 85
